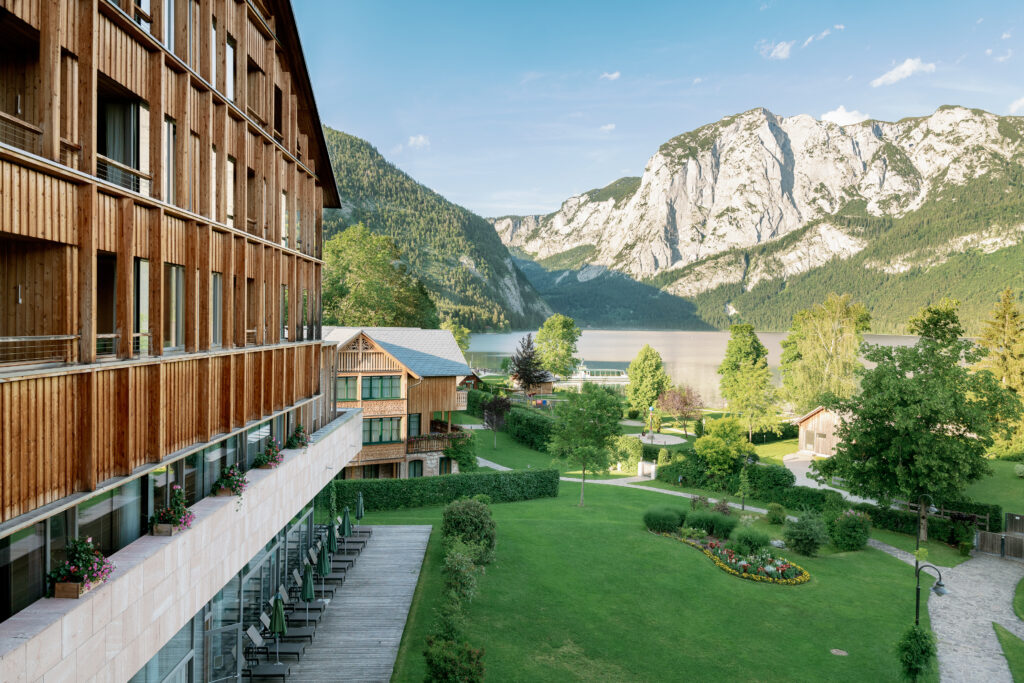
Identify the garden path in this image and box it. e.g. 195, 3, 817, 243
783, 453, 874, 504
868, 540, 1024, 683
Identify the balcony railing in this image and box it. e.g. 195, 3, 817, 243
97, 154, 151, 195
96, 333, 118, 358
245, 329, 257, 345
455, 390, 468, 411
0, 335, 78, 366
0, 111, 42, 156
132, 332, 151, 357
406, 431, 469, 455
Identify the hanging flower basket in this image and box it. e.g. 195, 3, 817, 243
48, 537, 114, 599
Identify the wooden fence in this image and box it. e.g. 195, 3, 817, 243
1006, 513, 1024, 535
977, 531, 1024, 561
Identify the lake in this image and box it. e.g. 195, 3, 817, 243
466, 329, 917, 407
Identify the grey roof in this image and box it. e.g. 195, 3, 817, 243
323, 327, 472, 378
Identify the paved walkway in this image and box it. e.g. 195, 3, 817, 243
289, 525, 431, 683
783, 453, 874, 504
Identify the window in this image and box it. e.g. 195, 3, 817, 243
133, 0, 152, 33
280, 285, 288, 340
211, 272, 223, 346
163, 0, 175, 52
77, 479, 143, 556
273, 85, 283, 133
134, 258, 149, 355
361, 465, 380, 480
210, 18, 216, 87
439, 457, 453, 475
0, 523, 45, 622
361, 376, 401, 400
226, 156, 236, 222
408, 413, 421, 437
225, 35, 236, 100
211, 145, 217, 218
97, 79, 145, 191
163, 116, 177, 201
280, 191, 288, 247
335, 376, 357, 401
362, 417, 402, 444
408, 460, 423, 478
163, 263, 185, 350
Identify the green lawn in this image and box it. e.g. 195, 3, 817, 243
963, 460, 1023, 513
373, 482, 935, 682
755, 438, 799, 466
994, 623, 1024, 681
472, 428, 633, 479
868, 528, 970, 568
1015, 576, 1024, 621
628, 478, 779, 512
436, 410, 483, 426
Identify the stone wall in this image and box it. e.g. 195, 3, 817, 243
0, 410, 362, 683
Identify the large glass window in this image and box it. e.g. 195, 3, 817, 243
77, 479, 143, 556
134, 258, 150, 355
246, 423, 270, 468
335, 376, 357, 401
361, 465, 380, 479
0, 523, 45, 622
408, 413, 421, 437
163, 263, 185, 350
210, 18, 217, 87
211, 272, 223, 347
226, 156, 236, 223
163, 0, 175, 52
362, 417, 402, 444
163, 116, 177, 201
225, 35, 236, 101
361, 375, 401, 400
280, 191, 288, 247
408, 460, 423, 478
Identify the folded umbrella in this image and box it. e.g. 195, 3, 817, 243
269, 593, 288, 665
301, 563, 315, 623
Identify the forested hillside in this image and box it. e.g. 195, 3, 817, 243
321, 128, 549, 331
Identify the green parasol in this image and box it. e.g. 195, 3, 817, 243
327, 524, 339, 553
269, 593, 288, 664
317, 543, 331, 596
301, 563, 315, 623
356, 491, 365, 521
341, 506, 353, 554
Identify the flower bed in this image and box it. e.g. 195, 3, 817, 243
658, 532, 811, 585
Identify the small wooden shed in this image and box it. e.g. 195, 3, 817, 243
796, 407, 841, 458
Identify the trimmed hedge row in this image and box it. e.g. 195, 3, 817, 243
466, 389, 490, 418
505, 407, 555, 452
656, 460, 797, 501
332, 468, 560, 512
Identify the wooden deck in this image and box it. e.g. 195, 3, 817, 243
288, 525, 432, 682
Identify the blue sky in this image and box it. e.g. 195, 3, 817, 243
293, 1, 1023, 217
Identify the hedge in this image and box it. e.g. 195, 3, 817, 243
466, 389, 490, 418
331, 468, 560, 512
505, 407, 555, 452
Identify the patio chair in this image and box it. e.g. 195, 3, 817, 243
292, 567, 335, 598
277, 584, 327, 613
336, 516, 373, 538
260, 612, 315, 643
246, 625, 305, 662
307, 547, 348, 582
314, 539, 357, 570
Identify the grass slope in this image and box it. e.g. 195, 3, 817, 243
963, 460, 1024, 514
993, 623, 1024, 682
378, 483, 935, 682
1016, 576, 1024, 621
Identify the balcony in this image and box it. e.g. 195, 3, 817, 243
407, 430, 469, 455
0, 335, 78, 366
0, 111, 42, 156
97, 154, 152, 195
455, 389, 468, 411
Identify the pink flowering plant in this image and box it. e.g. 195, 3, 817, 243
253, 439, 284, 468
212, 463, 248, 497
47, 537, 114, 594
151, 484, 195, 531
285, 424, 309, 449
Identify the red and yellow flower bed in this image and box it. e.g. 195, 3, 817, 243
658, 532, 811, 585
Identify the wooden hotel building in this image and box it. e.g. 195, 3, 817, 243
0, 0, 363, 680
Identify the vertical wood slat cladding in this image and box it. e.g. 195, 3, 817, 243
96, 193, 118, 252
96, 14, 148, 96
0, 239, 74, 336
2, 0, 42, 29
0, 161, 78, 243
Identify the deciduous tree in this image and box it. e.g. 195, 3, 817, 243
626, 345, 671, 414
694, 418, 756, 482
548, 384, 622, 505
482, 395, 511, 449
535, 314, 582, 377
657, 385, 704, 435
442, 319, 471, 354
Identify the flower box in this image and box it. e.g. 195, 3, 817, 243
152, 523, 180, 536
54, 581, 92, 599
257, 463, 278, 470
216, 487, 233, 496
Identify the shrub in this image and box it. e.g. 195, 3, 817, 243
746, 464, 797, 497
958, 542, 973, 557
465, 388, 490, 418
830, 510, 871, 551
681, 527, 707, 540
332, 468, 559, 513
626, 408, 640, 420
895, 625, 936, 682
471, 493, 492, 505
424, 637, 485, 683
783, 514, 829, 557
442, 539, 480, 602
664, 505, 689, 524
731, 526, 771, 555
766, 503, 786, 525
657, 448, 672, 466
690, 495, 709, 510
712, 499, 731, 516
687, 510, 738, 538
651, 413, 663, 432
764, 485, 844, 513
643, 506, 684, 533
945, 500, 1003, 532
505, 407, 555, 451
1016, 463, 1024, 477
694, 419, 705, 438
442, 498, 496, 564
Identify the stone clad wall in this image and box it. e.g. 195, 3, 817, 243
0, 411, 361, 683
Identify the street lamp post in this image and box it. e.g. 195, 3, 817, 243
648, 405, 655, 444
915, 563, 948, 626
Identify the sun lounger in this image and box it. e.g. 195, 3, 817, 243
292, 568, 335, 598
261, 612, 315, 643
277, 584, 327, 613
306, 549, 348, 583
246, 625, 306, 662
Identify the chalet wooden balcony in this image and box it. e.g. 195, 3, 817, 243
0, 335, 78, 366
407, 431, 469, 455
0, 111, 42, 156
455, 390, 468, 411
96, 154, 152, 196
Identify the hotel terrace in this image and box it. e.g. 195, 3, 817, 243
0, 0, 364, 679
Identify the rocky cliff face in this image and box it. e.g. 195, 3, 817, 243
492, 106, 1023, 283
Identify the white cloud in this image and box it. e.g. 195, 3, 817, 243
821, 105, 869, 125
870, 57, 936, 87
599, 123, 616, 132
407, 134, 430, 149
599, 71, 620, 81
986, 48, 994, 55
757, 40, 795, 60
834, 24, 845, 30
977, 17, 984, 24
692, 76, 703, 85
995, 49, 1013, 63
803, 24, 844, 47
1003, 31, 1012, 39
1010, 97, 1024, 114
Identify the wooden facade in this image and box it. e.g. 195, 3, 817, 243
796, 407, 841, 458
0, 0, 339, 525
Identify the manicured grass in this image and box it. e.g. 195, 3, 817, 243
628, 478, 778, 511
993, 623, 1024, 681
437, 410, 482, 425
963, 459, 1023, 513
472, 428, 632, 479
868, 528, 970, 568
378, 483, 935, 682
1015, 575, 1024, 621
755, 438, 799, 466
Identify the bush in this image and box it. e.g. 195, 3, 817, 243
626, 408, 640, 420
694, 419, 705, 438
442, 498, 497, 564
895, 625, 936, 682
643, 506, 685, 533
764, 485, 845, 513
657, 448, 672, 466
442, 540, 479, 601
712, 499, 731, 516
731, 526, 771, 554
505, 407, 555, 451
690, 495, 709, 510
746, 465, 796, 497
465, 388, 490, 418
783, 514, 829, 556
766, 503, 786, 525
332, 468, 560, 512
424, 637, 485, 683
1016, 463, 1024, 477
945, 500, 1003, 532
687, 510, 739, 539
830, 510, 871, 551
681, 527, 707, 540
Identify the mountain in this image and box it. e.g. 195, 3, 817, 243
493, 106, 1024, 333
322, 128, 551, 331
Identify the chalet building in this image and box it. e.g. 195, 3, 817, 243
512, 369, 558, 395
324, 327, 473, 480
0, 1, 362, 680
796, 407, 841, 458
